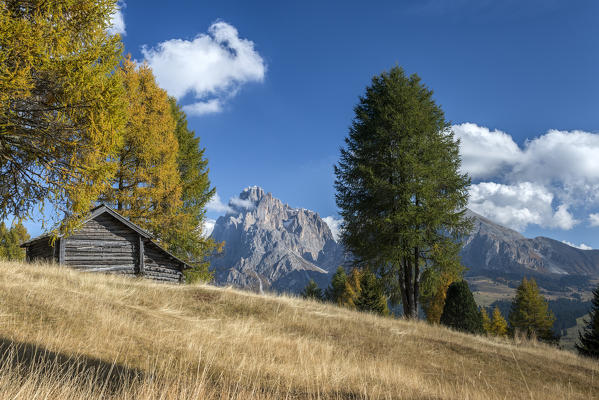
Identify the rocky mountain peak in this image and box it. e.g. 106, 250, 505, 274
210, 188, 347, 293
239, 185, 266, 203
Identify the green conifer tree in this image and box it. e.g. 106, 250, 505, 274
302, 280, 323, 301
168, 98, 219, 282
325, 266, 348, 304
508, 277, 556, 343
334, 66, 471, 319
355, 270, 389, 316
440, 280, 484, 334
576, 285, 599, 358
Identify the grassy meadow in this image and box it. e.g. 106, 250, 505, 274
0, 260, 596, 399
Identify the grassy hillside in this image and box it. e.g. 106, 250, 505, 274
0, 261, 596, 399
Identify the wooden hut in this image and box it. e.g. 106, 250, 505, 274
20, 204, 190, 283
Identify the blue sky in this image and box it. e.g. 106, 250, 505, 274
21, 1, 599, 248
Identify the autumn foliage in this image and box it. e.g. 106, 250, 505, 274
0, 0, 125, 230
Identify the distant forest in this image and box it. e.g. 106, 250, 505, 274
490, 298, 592, 337
466, 269, 594, 293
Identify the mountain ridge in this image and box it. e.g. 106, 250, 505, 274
210, 187, 599, 294
462, 208, 599, 277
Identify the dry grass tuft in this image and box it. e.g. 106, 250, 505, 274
0, 260, 596, 399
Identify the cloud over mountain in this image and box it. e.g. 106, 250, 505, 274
454, 123, 599, 231
323, 216, 342, 241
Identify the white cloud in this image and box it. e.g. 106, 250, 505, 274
323, 216, 342, 242
589, 213, 599, 227
206, 192, 257, 214
202, 218, 216, 237
107, 2, 126, 36
142, 21, 266, 116
183, 99, 222, 116
468, 182, 577, 231
229, 197, 255, 210
561, 240, 593, 250
514, 130, 599, 189
206, 193, 230, 213
454, 123, 599, 231
453, 123, 521, 180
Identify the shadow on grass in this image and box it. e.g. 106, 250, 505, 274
0, 336, 144, 394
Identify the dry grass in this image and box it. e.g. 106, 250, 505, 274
0, 261, 596, 399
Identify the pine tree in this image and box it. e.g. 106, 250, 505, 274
334, 66, 471, 319
576, 285, 599, 358
0, 222, 29, 261
440, 280, 484, 334
0, 0, 125, 228
325, 266, 348, 304
490, 306, 508, 337
508, 278, 556, 343
168, 98, 219, 282
301, 280, 323, 301
481, 308, 491, 333
355, 270, 389, 316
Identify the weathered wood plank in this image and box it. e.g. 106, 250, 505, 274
138, 236, 145, 275
66, 259, 135, 266
70, 264, 136, 271
66, 248, 135, 255
58, 238, 65, 265
141, 274, 180, 282
144, 265, 181, 274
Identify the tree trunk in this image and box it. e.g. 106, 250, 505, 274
401, 256, 418, 319
399, 265, 408, 314
413, 246, 419, 319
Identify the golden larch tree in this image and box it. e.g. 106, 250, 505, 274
0, 0, 125, 230
490, 306, 508, 337
101, 58, 183, 245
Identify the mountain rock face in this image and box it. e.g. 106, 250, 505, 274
210, 187, 599, 294
461, 209, 599, 277
210, 187, 347, 293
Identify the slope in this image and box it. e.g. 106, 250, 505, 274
0, 260, 596, 399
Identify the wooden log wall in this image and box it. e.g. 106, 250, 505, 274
25, 210, 185, 283
143, 240, 184, 283
25, 238, 55, 263
64, 213, 137, 275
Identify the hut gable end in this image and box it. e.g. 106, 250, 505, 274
64, 213, 139, 275
22, 204, 188, 283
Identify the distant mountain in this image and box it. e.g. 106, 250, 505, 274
462, 209, 599, 277
209, 187, 347, 293
210, 187, 599, 295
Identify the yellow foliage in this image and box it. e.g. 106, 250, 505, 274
101, 58, 183, 245
481, 307, 491, 333
490, 306, 508, 337
342, 267, 362, 308
0, 0, 125, 230
423, 273, 454, 324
